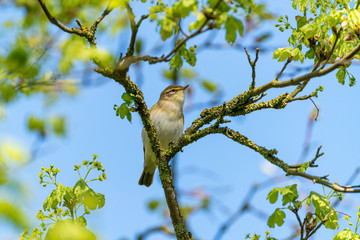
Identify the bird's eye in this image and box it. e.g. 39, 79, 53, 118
171, 89, 176, 92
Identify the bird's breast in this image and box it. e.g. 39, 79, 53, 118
150, 107, 184, 147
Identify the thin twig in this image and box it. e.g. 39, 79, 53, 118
244, 47, 259, 90
309, 97, 319, 121
293, 210, 304, 239
289, 146, 323, 169
90, 7, 113, 33
37, 0, 83, 35
276, 58, 292, 80
320, 28, 342, 70
178, 20, 190, 37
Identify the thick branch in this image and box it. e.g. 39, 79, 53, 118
93, 66, 190, 240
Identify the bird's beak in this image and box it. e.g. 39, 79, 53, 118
183, 85, 189, 91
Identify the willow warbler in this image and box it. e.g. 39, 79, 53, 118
138, 84, 188, 187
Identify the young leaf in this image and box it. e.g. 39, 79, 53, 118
336, 68, 346, 85
225, 16, 244, 44
267, 208, 286, 228
121, 93, 133, 106
170, 53, 183, 70
201, 80, 217, 92
267, 188, 279, 204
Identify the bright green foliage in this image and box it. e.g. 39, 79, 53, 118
275, 0, 360, 87
334, 229, 360, 240
245, 231, 278, 240
170, 41, 197, 70
114, 92, 134, 123
273, 47, 304, 63
267, 185, 342, 233
313, 85, 324, 97
334, 208, 360, 240
28, 115, 66, 137
149, 0, 271, 47
298, 162, 310, 172
267, 208, 286, 228
292, 0, 316, 13
267, 184, 299, 206
336, 67, 356, 86
0, 202, 29, 229
336, 68, 346, 85
21, 155, 106, 239
225, 16, 244, 44
202, 80, 218, 92
307, 191, 339, 229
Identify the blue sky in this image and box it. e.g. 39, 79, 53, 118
1, 1, 360, 240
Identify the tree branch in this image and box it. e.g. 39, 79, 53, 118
93, 66, 191, 240
37, 0, 84, 36
37, 0, 113, 45
90, 6, 113, 33
124, 4, 149, 58
244, 47, 259, 90
276, 58, 292, 80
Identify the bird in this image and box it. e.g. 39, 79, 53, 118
138, 84, 188, 187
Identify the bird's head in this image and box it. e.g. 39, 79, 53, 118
159, 85, 189, 106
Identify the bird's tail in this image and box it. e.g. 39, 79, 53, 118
138, 169, 154, 187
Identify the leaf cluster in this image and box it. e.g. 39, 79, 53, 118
266, 184, 344, 239
21, 154, 106, 240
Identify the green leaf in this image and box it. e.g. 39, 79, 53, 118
273, 47, 292, 62
279, 184, 299, 205
6, 46, 28, 72
97, 193, 105, 209
50, 116, 66, 136
45, 220, 96, 240
201, 80, 217, 92
292, 0, 313, 12
333, 228, 353, 240
172, 0, 198, 18
76, 216, 87, 227
73, 179, 105, 210
159, 17, 177, 41
273, 47, 304, 62
336, 68, 346, 85
182, 46, 197, 66
148, 200, 160, 210
299, 162, 309, 173
28, 116, 45, 136
307, 191, 338, 229
0, 201, 29, 229
225, 16, 244, 44
267, 188, 279, 204
170, 53, 183, 70
189, 13, 206, 32
349, 73, 356, 87
118, 103, 132, 122
43, 183, 73, 211
267, 184, 298, 205
267, 208, 286, 228
208, 0, 231, 12
180, 69, 197, 79
121, 93, 133, 106
305, 48, 315, 59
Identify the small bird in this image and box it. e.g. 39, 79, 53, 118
139, 84, 188, 187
